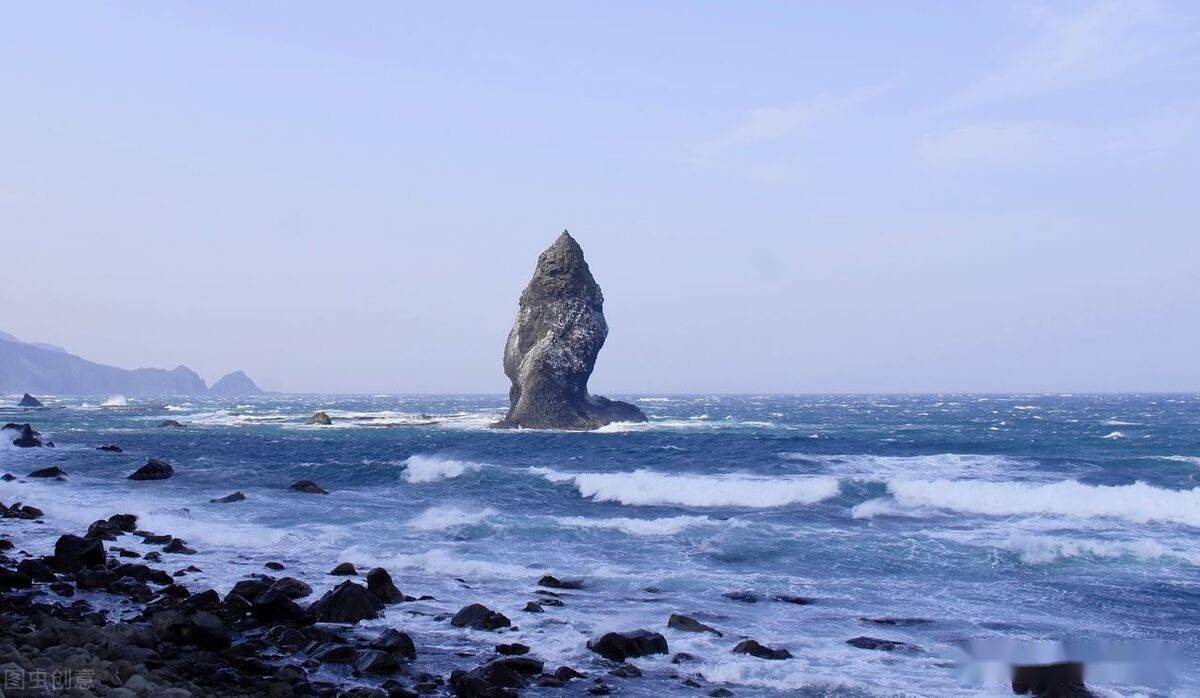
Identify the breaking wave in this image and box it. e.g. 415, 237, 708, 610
856, 479, 1200, 527
553, 515, 718, 536
532, 468, 839, 508
403, 455, 484, 483
407, 505, 497, 530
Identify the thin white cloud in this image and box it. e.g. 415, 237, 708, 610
963, 0, 1166, 103
917, 123, 1042, 167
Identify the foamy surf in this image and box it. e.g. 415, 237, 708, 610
857, 479, 1200, 527
531, 467, 839, 508
553, 514, 719, 536
403, 454, 485, 483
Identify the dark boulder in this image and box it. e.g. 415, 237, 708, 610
86, 519, 124, 540
229, 577, 275, 602
609, 664, 641, 678
493, 231, 648, 430
367, 567, 404, 603
51, 534, 105, 571
1, 473, 15, 481
451, 657, 544, 696
587, 630, 668, 662
538, 574, 584, 589
29, 466, 66, 478
370, 628, 416, 659
771, 594, 813, 605
329, 562, 358, 575
111, 563, 173, 585
522, 602, 544, 613
96, 444, 123, 452
722, 591, 758, 603
2, 503, 42, 519
306, 411, 332, 425
109, 513, 138, 531
252, 588, 313, 626
451, 603, 511, 631
355, 649, 400, 674
668, 613, 722, 636
159, 419, 184, 428
18, 393, 43, 407
265, 561, 285, 570
732, 639, 791, 660
128, 458, 174, 480
12, 424, 42, 448
496, 643, 529, 656
270, 577, 313, 599
290, 480, 329, 494
1011, 661, 1094, 697
16, 558, 55, 582
210, 492, 246, 503
307, 580, 382, 624
163, 538, 196, 554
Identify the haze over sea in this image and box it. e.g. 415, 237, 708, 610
2, 392, 1196, 696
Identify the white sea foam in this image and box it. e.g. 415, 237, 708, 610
1101, 431, 1125, 439
780, 452, 1028, 481
101, 395, 128, 407
858, 479, 1200, 527
1002, 535, 1200, 565
407, 505, 497, 530
553, 515, 718, 536
368, 548, 533, 579
1158, 455, 1200, 466
532, 468, 839, 508
403, 454, 484, 483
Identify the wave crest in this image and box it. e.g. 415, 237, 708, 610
532, 468, 839, 508
403, 455, 484, 483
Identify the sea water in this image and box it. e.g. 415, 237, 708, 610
1, 394, 1197, 696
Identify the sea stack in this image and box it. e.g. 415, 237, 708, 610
18, 393, 43, 407
495, 231, 647, 430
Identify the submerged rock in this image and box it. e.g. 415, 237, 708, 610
158, 419, 184, 428
290, 479, 328, 494
845, 636, 921, 653
210, 491, 246, 503
668, 613, 722, 637
538, 574, 584, 589
128, 458, 174, 481
18, 393, 43, 407
494, 231, 647, 430
732, 639, 791, 660
29, 466, 67, 478
96, 444, 123, 452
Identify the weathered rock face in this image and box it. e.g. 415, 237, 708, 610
495, 231, 647, 430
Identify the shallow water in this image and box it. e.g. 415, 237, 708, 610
2, 393, 1197, 696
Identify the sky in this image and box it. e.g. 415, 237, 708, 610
2, 1, 1199, 393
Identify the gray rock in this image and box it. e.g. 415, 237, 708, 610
494, 231, 647, 430
668, 613, 722, 636
732, 639, 791, 660
306, 411, 332, 425
587, 630, 668, 662
128, 458, 174, 481
210, 492, 246, 503
18, 393, 43, 407
307, 580, 382, 624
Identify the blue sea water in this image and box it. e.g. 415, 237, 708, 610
2, 393, 1198, 696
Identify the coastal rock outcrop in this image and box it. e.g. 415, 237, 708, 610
494, 231, 647, 430
128, 458, 174, 481
18, 393, 43, 407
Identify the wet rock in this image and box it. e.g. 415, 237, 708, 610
163, 538, 196, 554
722, 591, 758, 603
1, 473, 15, 481
1, 502, 42, 519
709, 689, 735, 697
315, 643, 358, 663
845, 636, 920, 653
370, 629, 416, 659
97, 444, 123, 452
537, 574, 584, 589
158, 419, 184, 428
270, 577, 313, 600
494, 231, 648, 430
142, 533, 173, 544
265, 561, 285, 570
52, 534, 105, 571
671, 652, 696, 664
587, 630, 668, 662
771, 594, 813, 605
12, 424, 43, 447
49, 581, 75, 597
265, 625, 308, 652
189, 610, 232, 649
290, 480, 329, 494
732, 639, 791, 660
495, 643, 529, 656
252, 588, 314, 626
367, 567, 404, 603
668, 613, 722, 636
18, 393, 43, 407
87, 519, 124, 540
144, 551, 162, 563
16, 558, 54, 582
858, 617, 932, 626
0, 567, 32, 590
609, 663, 641, 678
1011, 661, 1094, 697
307, 580, 382, 624
109, 513, 138, 531
306, 411, 332, 425
555, 666, 586, 681
111, 563, 173, 585
451, 603, 512, 631
210, 492, 246, 503
329, 562, 358, 575
522, 602, 544, 613
128, 458, 174, 481
356, 649, 401, 674
451, 657, 544, 696
29, 466, 66, 478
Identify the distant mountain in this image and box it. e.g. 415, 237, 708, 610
0, 331, 264, 396
208, 370, 265, 396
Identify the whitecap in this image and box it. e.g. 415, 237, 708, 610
407, 505, 497, 530
531, 467, 839, 508
1002, 535, 1200, 565
101, 395, 128, 407
1101, 431, 1125, 439
403, 454, 484, 483
553, 515, 718, 536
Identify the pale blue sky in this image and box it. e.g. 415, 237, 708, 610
3, 2, 1198, 393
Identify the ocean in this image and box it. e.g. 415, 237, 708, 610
2, 393, 1197, 696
